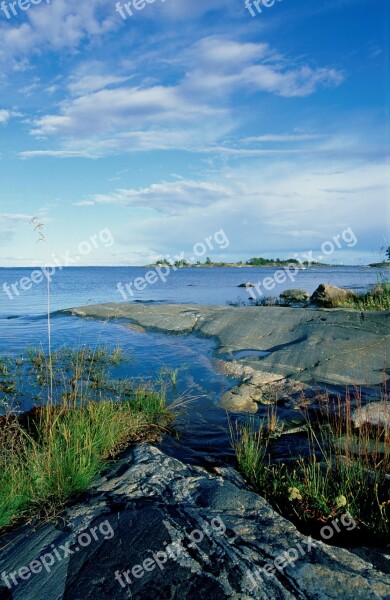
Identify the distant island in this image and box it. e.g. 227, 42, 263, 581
148, 257, 343, 269
146, 256, 390, 269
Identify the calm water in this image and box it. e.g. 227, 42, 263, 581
0, 266, 384, 463
0, 265, 382, 317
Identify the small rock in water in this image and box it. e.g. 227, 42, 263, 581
280, 289, 310, 305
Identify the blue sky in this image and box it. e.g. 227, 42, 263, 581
0, 0, 388, 266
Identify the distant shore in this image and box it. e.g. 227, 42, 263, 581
146, 260, 390, 269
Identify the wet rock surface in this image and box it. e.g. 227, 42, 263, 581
1, 445, 389, 600
220, 382, 262, 413
66, 303, 390, 387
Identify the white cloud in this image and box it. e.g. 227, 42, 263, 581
244, 134, 324, 143
84, 158, 389, 261
0, 213, 33, 243
23, 37, 343, 157
30, 85, 225, 137
181, 37, 343, 99
0, 0, 118, 61
68, 74, 132, 96
0, 213, 32, 223
20, 149, 99, 159
0, 109, 21, 124
0, 0, 237, 70
88, 179, 233, 215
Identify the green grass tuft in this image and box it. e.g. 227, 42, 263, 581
334, 281, 390, 311
0, 349, 174, 532
231, 389, 389, 539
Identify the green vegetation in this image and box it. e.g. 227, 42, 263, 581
334, 281, 390, 311
246, 257, 300, 266
159, 366, 180, 387
152, 257, 325, 268
0, 349, 175, 531
231, 389, 389, 539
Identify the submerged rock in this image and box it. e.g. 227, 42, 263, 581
220, 383, 262, 412
310, 284, 356, 307
1, 444, 389, 599
238, 282, 256, 288
280, 289, 310, 305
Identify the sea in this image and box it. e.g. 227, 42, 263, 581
0, 266, 384, 464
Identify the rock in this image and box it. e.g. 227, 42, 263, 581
1, 444, 389, 599
213, 358, 284, 386
238, 282, 256, 288
310, 284, 356, 307
66, 303, 390, 386
280, 289, 310, 305
220, 383, 262, 412
352, 401, 390, 431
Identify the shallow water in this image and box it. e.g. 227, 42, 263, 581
0, 266, 385, 464
0, 312, 248, 463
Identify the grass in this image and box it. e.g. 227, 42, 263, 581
231, 386, 389, 541
0, 349, 175, 532
333, 280, 390, 311
159, 366, 180, 387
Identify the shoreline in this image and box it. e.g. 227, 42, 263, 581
65, 302, 390, 388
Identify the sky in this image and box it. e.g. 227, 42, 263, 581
0, 0, 389, 266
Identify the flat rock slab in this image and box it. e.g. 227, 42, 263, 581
1, 445, 389, 599
66, 304, 390, 386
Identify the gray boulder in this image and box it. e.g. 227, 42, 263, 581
1, 444, 389, 599
310, 284, 356, 307
280, 289, 310, 305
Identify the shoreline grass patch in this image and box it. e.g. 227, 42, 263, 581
333, 280, 390, 311
0, 349, 175, 532
231, 387, 389, 543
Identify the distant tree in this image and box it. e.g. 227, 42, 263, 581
174, 259, 189, 267
386, 246, 390, 261
205, 257, 212, 265
246, 257, 268, 266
